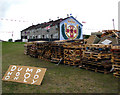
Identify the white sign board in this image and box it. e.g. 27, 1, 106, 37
101, 39, 112, 45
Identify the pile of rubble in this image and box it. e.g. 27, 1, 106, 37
86, 30, 120, 45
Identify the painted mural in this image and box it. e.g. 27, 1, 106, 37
60, 17, 83, 40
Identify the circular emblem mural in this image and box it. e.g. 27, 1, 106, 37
65, 25, 78, 40
61, 23, 81, 40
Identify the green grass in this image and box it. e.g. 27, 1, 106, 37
2, 42, 119, 93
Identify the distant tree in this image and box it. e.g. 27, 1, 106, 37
8, 39, 13, 42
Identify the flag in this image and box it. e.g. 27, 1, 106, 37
70, 13, 72, 16
45, 25, 50, 30
82, 21, 86, 23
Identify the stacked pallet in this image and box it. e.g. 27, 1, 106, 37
50, 41, 64, 63
63, 40, 84, 66
36, 41, 51, 61
81, 44, 112, 74
24, 42, 33, 55
29, 42, 38, 58
111, 45, 120, 78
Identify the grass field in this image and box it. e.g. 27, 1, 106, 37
2, 42, 119, 93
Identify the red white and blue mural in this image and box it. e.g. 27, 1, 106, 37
60, 16, 83, 40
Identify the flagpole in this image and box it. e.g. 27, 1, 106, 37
12, 31, 13, 42
112, 19, 115, 30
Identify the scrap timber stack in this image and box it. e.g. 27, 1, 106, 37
24, 40, 84, 65
50, 41, 65, 63
50, 40, 84, 65
81, 44, 112, 74
24, 42, 33, 55
29, 42, 38, 58
36, 41, 51, 61
99, 30, 120, 44
24, 30, 120, 78
111, 45, 120, 78
63, 40, 84, 66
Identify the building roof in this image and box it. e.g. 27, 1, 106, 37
67, 16, 83, 26
21, 16, 83, 32
21, 17, 68, 32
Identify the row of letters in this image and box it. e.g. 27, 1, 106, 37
5, 66, 41, 84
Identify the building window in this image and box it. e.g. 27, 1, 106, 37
38, 35, 41, 38
24, 36, 27, 39
56, 25, 58, 28
51, 34, 53, 39
53, 33, 58, 39
27, 36, 29, 39
30, 36, 32, 39
42, 35, 44, 39
32, 35, 35, 39
44, 35, 46, 39
46, 34, 49, 38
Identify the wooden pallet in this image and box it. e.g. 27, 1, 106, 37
35, 41, 52, 60
29, 43, 38, 58
64, 60, 80, 66
24, 43, 32, 55
112, 45, 120, 49
84, 44, 112, 57
51, 58, 62, 63
38, 56, 43, 59
43, 50, 51, 59
83, 51, 92, 58
81, 66, 111, 74
63, 47, 82, 66
111, 49, 120, 52
24, 50, 27, 55
111, 50, 120, 64
111, 59, 120, 63
50, 43, 64, 63
112, 54, 120, 58
81, 58, 112, 74
85, 44, 112, 48
112, 64, 120, 78
83, 51, 111, 61
113, 73, 120, 78
112, 64, 120, 68
82, 61, 112, 68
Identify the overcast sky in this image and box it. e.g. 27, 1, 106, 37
0, 0, 119, 41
